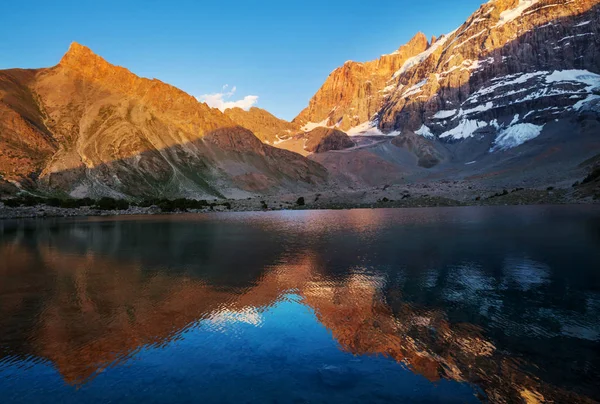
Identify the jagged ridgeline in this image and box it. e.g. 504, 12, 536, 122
1, 0, 599, 199
295, 0, 600, 140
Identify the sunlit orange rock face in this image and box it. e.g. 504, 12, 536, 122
0, 44, 326, 198
294, 33, 430, 130
0, 69, 57, 181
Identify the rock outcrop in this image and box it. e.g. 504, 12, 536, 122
224, 106, 300, 144
304, 127, 355, 153
293, 33, 430, 131
391, 131, 445, 168
0, 44, 327, 198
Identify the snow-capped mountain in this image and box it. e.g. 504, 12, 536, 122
296, 0, 600, 152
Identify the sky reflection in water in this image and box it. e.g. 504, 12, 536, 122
0, 206, 599, 403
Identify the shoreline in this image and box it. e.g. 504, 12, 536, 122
1, 189, 597, 221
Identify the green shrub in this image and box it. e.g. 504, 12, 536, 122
2, 195, 45, 207
135, 198, 213, 212
2, 199, 21, 208
582, 167, 600, 184
95, 197, 129, 210
296, 197, 305, 206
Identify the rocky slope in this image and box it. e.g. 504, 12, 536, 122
223, 106, 300, 144
304, 127, 355, 153
0, 44, 326, 199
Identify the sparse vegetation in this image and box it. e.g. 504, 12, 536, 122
296, 197, 305, 206
0, 195, 234, 213
95, 197, 130, 211
488, 189, 509, 199
582, 167, 600, 184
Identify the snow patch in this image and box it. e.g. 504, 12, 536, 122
302, 117, 332, 131
392, 35, 450, 79
545, 70, 600, 88
434, 109, 457, 119
455, 29, 487, 48
460, 102, 494, 117
440, 119, 488, 140
494, 0, 541, 28
347, 120, 400, 137
472, 71, 548, 98
415, 124, 434, 138
492, 123, 544, 151
401, 79, 428, 98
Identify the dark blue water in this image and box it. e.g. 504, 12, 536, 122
0, 206, 599, 403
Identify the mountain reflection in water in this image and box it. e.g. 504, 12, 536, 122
0, 207, 599, 403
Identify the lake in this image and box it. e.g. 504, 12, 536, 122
0, 206, 599, 403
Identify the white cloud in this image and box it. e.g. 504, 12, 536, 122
198, 84, 258, 111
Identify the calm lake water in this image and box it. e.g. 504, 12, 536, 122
0, 206, 599, 403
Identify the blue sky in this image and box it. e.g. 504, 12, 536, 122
1, 0, 485, 120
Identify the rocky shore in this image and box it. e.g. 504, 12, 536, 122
1, 180, 597, 220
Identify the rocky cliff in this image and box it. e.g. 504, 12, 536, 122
294, 33, 430, 131
0, 44, 326, 198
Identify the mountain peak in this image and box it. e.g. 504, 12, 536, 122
408, 32, 428, 46
59, 42, 103, 67
395, 32, 429, 54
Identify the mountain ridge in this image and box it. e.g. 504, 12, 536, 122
0, 43, 327, 199
296, 0, 600, 139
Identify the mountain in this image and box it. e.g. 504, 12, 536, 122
292, 0, 600, 189
1, 0, 599, 202
293, 32, 430, 132
223, 106, 300, 144
0, 44, 326, 199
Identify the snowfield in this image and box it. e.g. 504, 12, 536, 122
491, 123, 545, 151
440, 119, 488, 140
